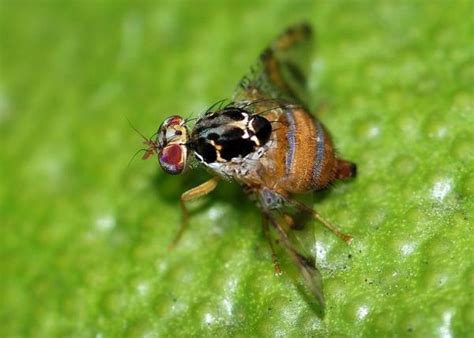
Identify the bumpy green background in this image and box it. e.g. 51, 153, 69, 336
1, 1, 473, 337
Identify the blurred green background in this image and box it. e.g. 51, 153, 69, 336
1, 0, 473, 337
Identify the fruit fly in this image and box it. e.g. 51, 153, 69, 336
140, 23, 356, 305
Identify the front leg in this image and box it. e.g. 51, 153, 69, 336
168, 176, 220, 250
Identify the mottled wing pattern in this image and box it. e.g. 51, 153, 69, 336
233, 22, 314, 108
234, 23, 328, 306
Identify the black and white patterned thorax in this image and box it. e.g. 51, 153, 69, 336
188, 107, 272, 175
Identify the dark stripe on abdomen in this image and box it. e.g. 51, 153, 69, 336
284, 109, 297, 175
312, 121, 325, 185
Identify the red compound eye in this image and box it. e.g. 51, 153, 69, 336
159, 144, 186, 175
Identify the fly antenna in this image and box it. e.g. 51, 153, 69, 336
127, 148, 147, 167
126, 117, 149, 142
149, 130, 159, 140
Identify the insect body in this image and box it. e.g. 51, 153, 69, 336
142, 23, 356, 305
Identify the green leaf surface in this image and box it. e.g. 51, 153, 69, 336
1, 1, 473, 337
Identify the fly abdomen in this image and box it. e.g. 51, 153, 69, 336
272, 107, 340, 193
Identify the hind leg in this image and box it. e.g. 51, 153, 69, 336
288, 199, 353, 244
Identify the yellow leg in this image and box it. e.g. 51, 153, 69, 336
168, 176, 220, 250
291, 200, 353, 244
312, 210, 353, 244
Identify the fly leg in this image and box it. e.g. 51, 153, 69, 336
289, 199, 353, 244
168, 176, 220, 251
262, 215, 282, 275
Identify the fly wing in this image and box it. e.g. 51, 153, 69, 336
264, 210, 325, 307
233, 22, 315, 108
259, 189, 325, 307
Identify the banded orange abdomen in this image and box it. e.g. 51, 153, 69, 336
261, 106, 355, 195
